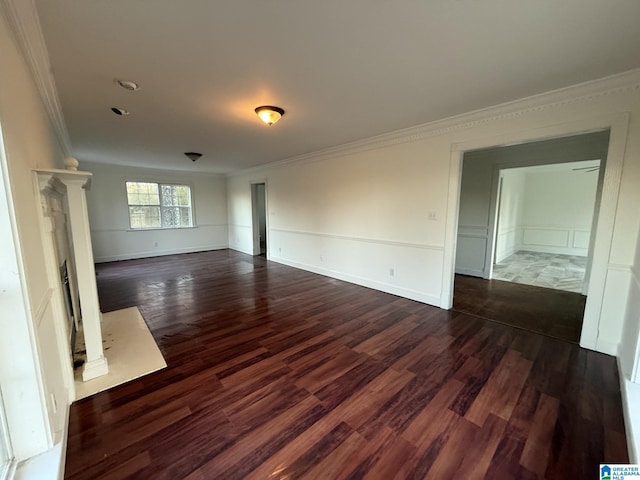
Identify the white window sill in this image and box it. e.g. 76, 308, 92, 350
126, 225, 197, 232
13, 441, 63, 480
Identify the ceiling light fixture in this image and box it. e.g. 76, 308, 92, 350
116, 79, 140, 91
184, 152, 202, 162
255, 105, 285, 126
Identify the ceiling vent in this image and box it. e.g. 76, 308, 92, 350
116, 79, 140, 91
111, 107, 130, 116
184, 152, 202, 162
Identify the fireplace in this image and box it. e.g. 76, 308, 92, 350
59, 260, 76, 348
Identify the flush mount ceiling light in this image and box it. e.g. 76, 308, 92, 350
116, 79, 140, 91
255, 105, 285, 126
184, 152, 202, 162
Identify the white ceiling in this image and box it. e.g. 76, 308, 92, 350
35, 0, 640, 174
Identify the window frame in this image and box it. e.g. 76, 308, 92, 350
0, 388, 13, 480
125, 180, 196, 231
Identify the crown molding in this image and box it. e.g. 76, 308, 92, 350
0, 0, 72, 156
227, 68, 640, 178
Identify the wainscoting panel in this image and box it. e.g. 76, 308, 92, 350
456, 224, 489, 277
227, 224, 254, 255
523, 227, 569, 248
573, 230, 591, 249
518, 226, 590, 256
495, 226, 523, 263
269, 228, 444, 305
35, 291, 69, 444
92, 224, 229, 262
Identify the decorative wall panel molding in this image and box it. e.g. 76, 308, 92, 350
270, 228, 443, 251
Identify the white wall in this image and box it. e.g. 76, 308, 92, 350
495, 165, 599, 261
619, 223, 640, 462
520, 167, 598, 256
227, 72, 640, 362
0, 7, 68, 463
83, 162, 228, 262
620, 228, 640, 382
228, 141, 448, 304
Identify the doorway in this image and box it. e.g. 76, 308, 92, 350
491, 159, 602, 294
452, 131, 609, 343
251, 182, 267, 256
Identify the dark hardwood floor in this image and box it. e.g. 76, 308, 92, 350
65, 250, 627, 479
453, 274, 587, 343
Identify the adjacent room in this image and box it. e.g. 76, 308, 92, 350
453, 132, 608, 342
2, 1, 640, 480
491, 159, 601, 294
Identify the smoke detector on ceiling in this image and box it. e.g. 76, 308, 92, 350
116, 79, 140, 91
184, 152, 202, 162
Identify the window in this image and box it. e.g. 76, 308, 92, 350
126, 182, 193, 229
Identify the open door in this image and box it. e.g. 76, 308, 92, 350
251, 182, 267, 256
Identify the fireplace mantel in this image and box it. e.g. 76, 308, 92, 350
34, 166, 108, 381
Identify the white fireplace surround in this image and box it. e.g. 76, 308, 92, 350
35, 165, 108, 383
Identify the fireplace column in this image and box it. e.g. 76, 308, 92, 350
35, 161, 108, 381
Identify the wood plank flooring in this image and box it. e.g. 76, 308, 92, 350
65, 250, 627, 479
453, 274, 586, 343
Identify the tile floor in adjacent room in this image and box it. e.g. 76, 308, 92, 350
491, 251, 587, 293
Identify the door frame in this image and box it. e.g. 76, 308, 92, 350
441, 112, 630, 352
490, 174, 504, 274
0, 387, 15, 480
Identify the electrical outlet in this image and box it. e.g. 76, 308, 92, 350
389, 268, 395, 277
320, 255, 324, 262
279, 247, 282, 253
428, 211, 437, 221
154, 241, 158, 247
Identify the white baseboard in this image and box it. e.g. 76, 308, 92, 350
228, 244, 254, 255
454, 267, 484, 277
595, 338, 620, 357
269, 255, 441, 306
94, 244, 228, 263
495, 246, 518, 264
516, 245, 588, 257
